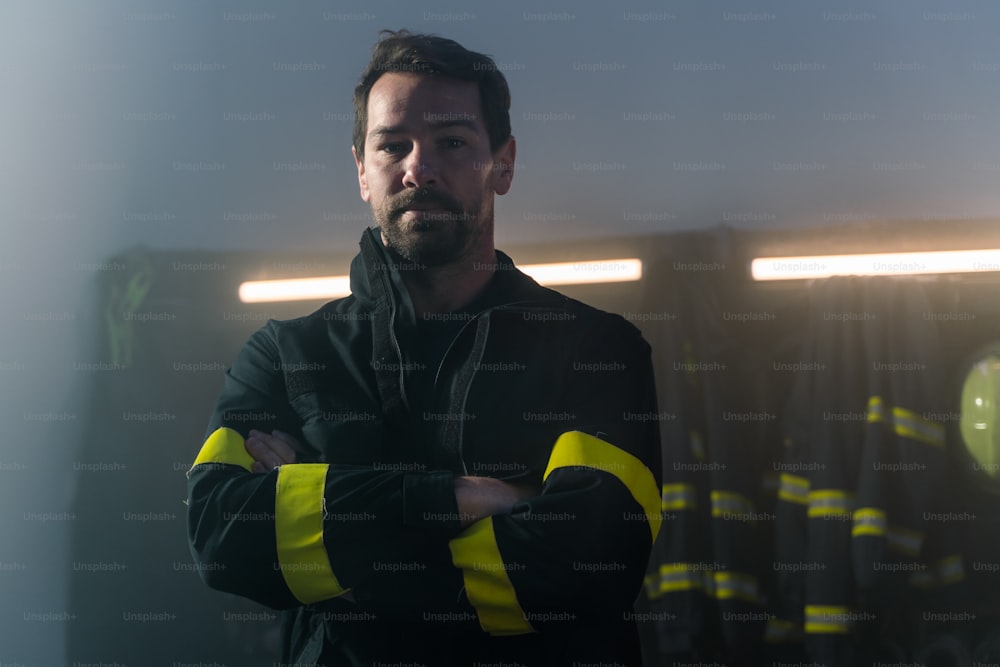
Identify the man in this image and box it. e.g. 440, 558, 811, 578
187, 29, 662, 666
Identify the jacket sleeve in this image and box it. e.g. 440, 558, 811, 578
186, 323, 464, 610
446, 315, 664, 635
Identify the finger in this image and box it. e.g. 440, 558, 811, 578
264, 431, 298, 464
510, 482, 541, 502
247, 429, 298, 464
245, 432, 293, 468
244, 436, 272, 469
271, 430, 304, 458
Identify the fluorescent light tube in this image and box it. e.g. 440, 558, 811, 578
239, 276, 352, 303
751, 249, 1000, 281
238, 258, 642, 303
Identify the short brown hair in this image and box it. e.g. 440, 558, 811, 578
353, 29, 512, 161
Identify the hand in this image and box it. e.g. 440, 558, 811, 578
245, 430, 303, 473
454, 477, 540, 529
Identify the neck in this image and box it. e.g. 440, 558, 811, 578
399, 244, 497, 317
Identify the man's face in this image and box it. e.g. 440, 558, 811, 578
353, 72, 515, 267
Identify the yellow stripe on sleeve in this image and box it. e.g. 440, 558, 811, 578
448, 518, 534, 636
192, 427, 255, 473
274, 463, 347, 604
543, 431, 662, 542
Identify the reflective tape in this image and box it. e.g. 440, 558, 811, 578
711, 490, 755, 519
713, 571, 760, 602
191, 427, 254, 474
778, 474, 809, 505
642, 572, 660, 600
886, 525, 924, 557
851, 508, 924, 556
654, 563, 706, 594
868, 396, 887, 423
910, 554, 965, 588
544, 431, 661, 541
805, 605, 853, 634
868, 396, 945, 448
765, 618, 803, 643
274, 464, 346, 604
650, 563, 761, 603
448, 517, 534, 636
852, 507, 887, 538
662, 483, 697, 511
808, 489, 854, 519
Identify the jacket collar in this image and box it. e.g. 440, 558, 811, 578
349, 227, 562, 323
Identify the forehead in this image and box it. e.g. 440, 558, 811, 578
366, 72, 484, 132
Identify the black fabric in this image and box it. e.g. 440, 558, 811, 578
187, 227, 663, 666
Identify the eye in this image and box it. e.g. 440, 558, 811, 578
442, 137, 466, 149
380, 142, 407, 155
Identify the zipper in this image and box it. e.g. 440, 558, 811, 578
430, 300, 564, 403
430, 299, 567, 475
453, 314, 491, 475
386, 288, 410, 414
368, 234, 412, 415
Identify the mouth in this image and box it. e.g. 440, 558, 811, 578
400, 207, 453, 222
404, 205, 446, 212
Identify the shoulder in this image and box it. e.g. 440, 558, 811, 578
558, 294, 648, 349
232, 296, 366, 364
257, 295, 364, 337
496, 258, 645, 345
507, 287, 650, 364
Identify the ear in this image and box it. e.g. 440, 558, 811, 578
492, 136, 516, 196
352, 145, 370, 203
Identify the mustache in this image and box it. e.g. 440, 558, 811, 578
389, 188, 463, 217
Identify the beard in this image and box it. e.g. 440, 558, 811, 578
373, 186, 488, 268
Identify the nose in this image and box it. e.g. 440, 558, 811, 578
402, 143, 438, 189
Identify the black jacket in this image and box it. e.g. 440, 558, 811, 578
187, 228, 663, 666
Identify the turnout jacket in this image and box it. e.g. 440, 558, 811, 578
186, 228, 663, 666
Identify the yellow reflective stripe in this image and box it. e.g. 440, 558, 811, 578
807, 489, 854, 518
852, 507, 887, 538
936, 554, 965, 583
886, 525, 924, 557
655, 563, 706, 594
778, 473, 809, 505
651, 564, 761, 603
543, 431, 661, 542
868, 396, 945, 447
851, 507, 925, 554
662, 483, 697, 511
868, 396, 886, 422
191, 427, 254, 473
449, 517, 534, 636
765, 618, 802, 643
643, 573, 660, 599
274, 464, 346, 604
712, 571, 760, 603
911, 554, 965, 588
805, 605, 853, 634
892, 406, 945, 447
710, 490, 754, 518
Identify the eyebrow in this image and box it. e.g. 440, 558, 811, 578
367, 119, 479, 140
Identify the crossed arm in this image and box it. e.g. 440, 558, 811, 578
188, 318, 661, 625
245, 429, 537, 528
